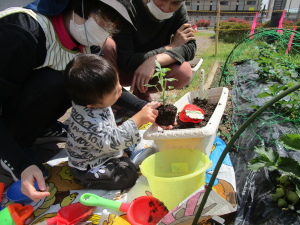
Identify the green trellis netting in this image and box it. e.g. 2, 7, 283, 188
208, 28, 300, 224
217, 28, 300, 150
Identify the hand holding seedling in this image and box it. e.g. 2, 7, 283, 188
131, 101, 160, 128
166, 23, 195, 50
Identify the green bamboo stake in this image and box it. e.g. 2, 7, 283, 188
192, 83, 300, 225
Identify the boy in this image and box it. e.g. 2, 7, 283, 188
64, 54, 160, 189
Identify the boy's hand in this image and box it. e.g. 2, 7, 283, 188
21, 165, 50, 202
132, 101, 160, 128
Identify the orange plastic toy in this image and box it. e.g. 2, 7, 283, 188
0, 203, 33, 225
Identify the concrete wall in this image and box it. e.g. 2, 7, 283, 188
186, 0, 262, 26
185, 0, 261, 11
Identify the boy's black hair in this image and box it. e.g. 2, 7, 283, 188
64, 54, 118, 106
63, 0, 132, 29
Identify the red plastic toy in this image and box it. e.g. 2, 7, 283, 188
35, 202, 95, 225
0, 203, 33, 225
80, 193, 169, 225
179, 104, 205, 123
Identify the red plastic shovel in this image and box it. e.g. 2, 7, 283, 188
35, 202, 95, 225
80, 193, 169, 225
0, 182, 4, 211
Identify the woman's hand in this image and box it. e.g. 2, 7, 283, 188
21, 165, 50, 202
131, 56, 156, 93
166, 23, 195, 50
155, 121, 178, 130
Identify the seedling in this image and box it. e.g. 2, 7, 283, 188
144, 60, 177, 107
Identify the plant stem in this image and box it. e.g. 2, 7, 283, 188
283, 199, 300, 210
192, 83, 300, 225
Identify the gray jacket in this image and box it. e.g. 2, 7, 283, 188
66, 103, 140, 170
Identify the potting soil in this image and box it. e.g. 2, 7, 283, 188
173, 99, 217, 129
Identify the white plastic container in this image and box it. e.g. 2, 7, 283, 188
143, 87, 229, 156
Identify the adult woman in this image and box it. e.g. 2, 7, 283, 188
101, 0, 196, 101
0, 0, 144, 201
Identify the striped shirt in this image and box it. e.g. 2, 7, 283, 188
0, 7, 90, 71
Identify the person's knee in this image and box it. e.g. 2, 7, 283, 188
101, 37, 117, 65
177, 62, 193, 88
171, 62, 193, 89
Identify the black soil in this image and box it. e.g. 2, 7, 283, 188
156, 104, 177, 126
173, 98, 217, 129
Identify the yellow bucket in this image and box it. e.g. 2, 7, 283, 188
140, 148, 211, 211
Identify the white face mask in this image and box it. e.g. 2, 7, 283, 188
69, 11, 110, 46
147, 0, 174, 20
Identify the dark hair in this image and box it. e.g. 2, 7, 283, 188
63, 0, 132, 29
64, 54, 118, 106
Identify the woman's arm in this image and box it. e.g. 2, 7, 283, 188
0, 13, 47, 177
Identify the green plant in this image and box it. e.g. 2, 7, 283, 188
247, 133, 300, 209
214, 21, 251, 43
250, 82, 300, 121
254, 42, 297, 83
262, 19, 293, 29
196, 19, 211, 28
144, 60, 177, 107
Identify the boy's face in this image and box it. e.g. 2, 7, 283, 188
87, 82, 122, 109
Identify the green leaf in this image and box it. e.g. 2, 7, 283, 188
254, 146, 279, 163
279, 134, 300, 151
290, 178, 300, 198
165, 78, 178, 82
277, 100, 288, 105
296, 183, 300, 199
287, 82, 296, 89
249, 105, 260, 110
166, 94, 176, 100
168, 86, 174, 90
160, 72, 166, 77
155, 60, 161, 69
268, 83, 278, 93
164, 68, 171, 72
247, 146, 278, 172
144, 84, 157, 88
276, 85, 288, 94
257, 92, 273, 98
158, 80, 164, 86
152, 72, 160, 79
248, 156, 270, 172
277, 157, 300, 179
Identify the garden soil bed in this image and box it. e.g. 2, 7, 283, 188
171, 94, 233, 146
173, 98, 217, 129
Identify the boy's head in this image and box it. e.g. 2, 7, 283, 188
64, 54, 122, 108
